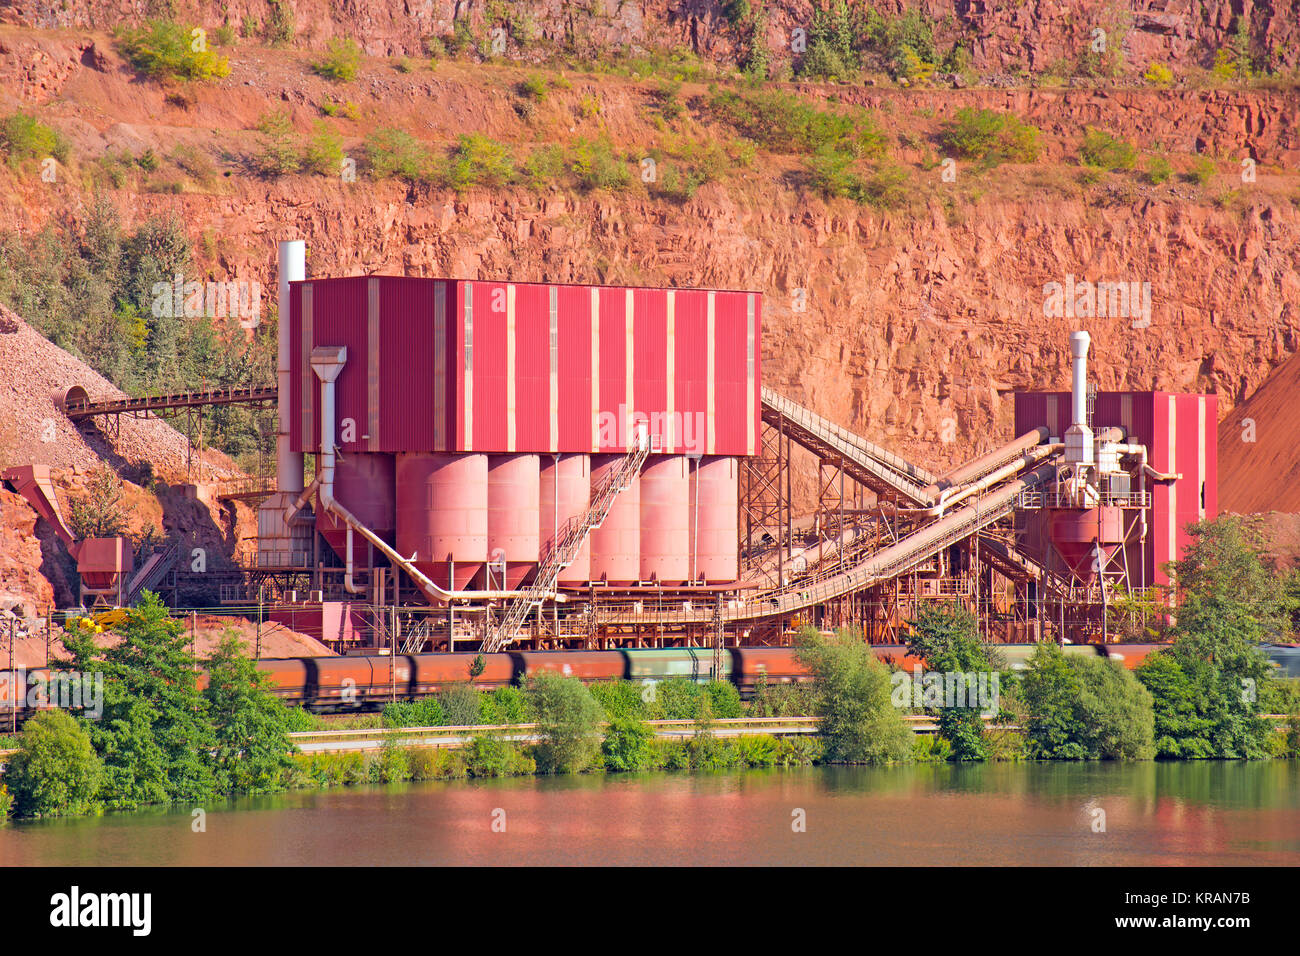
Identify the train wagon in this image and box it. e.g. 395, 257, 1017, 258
510, 651, 626, 684
622, 648, 731, 683
410, 652, 514, 694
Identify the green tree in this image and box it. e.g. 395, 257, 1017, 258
203, 632, 294, 792
525, 672, 603, 773
60, 592, 217, 808
904, 604, 992, 760
5, 710, 103, 818
1022, 643, 1154, 759
796, 627, 913, 764
602, 715, 653, 772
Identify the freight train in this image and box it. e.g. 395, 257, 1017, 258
0, 642, 1183, 719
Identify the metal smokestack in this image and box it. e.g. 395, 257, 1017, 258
1064, 330, 1094, 468
1070, 330, 1090, 427
277, 240, 305, 493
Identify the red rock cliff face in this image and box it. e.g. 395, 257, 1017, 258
3, 0, 1298, 74
0, 25, 1296, 498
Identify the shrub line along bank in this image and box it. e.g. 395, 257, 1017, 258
2, 518, 1300, 820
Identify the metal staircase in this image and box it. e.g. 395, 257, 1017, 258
483, 437, 651, 652
124, 542, 181, 605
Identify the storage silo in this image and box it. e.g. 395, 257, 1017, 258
589, 453, 640, 584
486, 454, 540, 588
396, 452, 487, 589
540, 453, 591, 586
640, 455, 691, 584
691, 455, 739, 583
316, 452, 396, 564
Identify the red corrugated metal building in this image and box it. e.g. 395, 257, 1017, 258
1014, 390, 1218, 588
289, 276, 760, 590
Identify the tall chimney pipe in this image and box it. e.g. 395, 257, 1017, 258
277, 240, 306, 493
1070, 330, 1090, 427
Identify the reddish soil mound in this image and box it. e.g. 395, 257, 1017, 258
1218, 350, 1300, 515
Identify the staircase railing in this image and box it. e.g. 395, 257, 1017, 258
483, 436, 651, 652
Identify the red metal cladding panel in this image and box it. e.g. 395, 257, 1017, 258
289, 280, 304, 451
541, 453, 591, 585
634, 288, 667, 448
1152, 394, 1176, 587
377, 277, 441, 451
713, 292, 748, 456
598, 287, 628, 452
556, 285, 594, 451
307, 277, 371, 455
1203, 394, 1218, 520
674, 291, 708, 456
514, 283, 551, 452
639, 455, 691, 584
470, 280, 509, 453
750, 293, 762, 454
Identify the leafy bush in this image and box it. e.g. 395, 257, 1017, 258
283, 707, 321, 732
732, 733, 779, 767
204, 632, 294, 793
372, 741, 411, 783
705, 680, 743, 719
1023, 643, 1155, 759
302, 122, 344, 176
774, 736, 822, 766
441, 133, 515, 190
364, 128, 430, 180
0, 784, 11, 820
1144, 62, 1174, 86
382, 697, 445, 728
904, 604, 995, 761
797, 627, 914, 764
602, 716, 654, 771
313, 38, 362, 82
707, 89, 887, 158
939, 108, 1041, 165
437, 682, 484, 726
480, 685, 532, 724
212, 24, 237, 47
647, 678, 704, 720
4, 710, 103, 818
252, 109, 302, 177
116, 20, 232, 81
1145, 155, 1173, 184
1188, 156, 1216, 186
1078, 127, 1137, 170
912, 734, 952, 762
407, 747, 466, 780
567, 137, 630, 191
264, 0, 296, 45
517, 75, 548, 100
464, 734, 534, 776
800, 0, 860, 79
589, 680, 648, 720
526, 673, 603, 773
0, 112, 70, 166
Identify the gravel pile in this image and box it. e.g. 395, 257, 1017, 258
0, 304, 239, 481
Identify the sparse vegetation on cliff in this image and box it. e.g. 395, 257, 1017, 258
115, 20, 232, 82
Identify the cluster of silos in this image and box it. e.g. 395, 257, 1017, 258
285, 274, 760, 596
333, 452, 739, 590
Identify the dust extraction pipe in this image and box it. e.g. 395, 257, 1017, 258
310, 347, 564, 605
277, 240, 305, 494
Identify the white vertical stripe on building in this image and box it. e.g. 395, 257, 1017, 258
506, 284, 517, 452
666, 290, 675, 451
746, 294, 756, 456
549, 286, 559, 453
367, 278, 380, 451
706, 292, 716, 456
433, 282, 446, 451
463, 284, 473, 451
591, 287, 600, 451
1167, 394, 1177, 600
1197, 396, 1206, 521
625, 288, 634, 448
